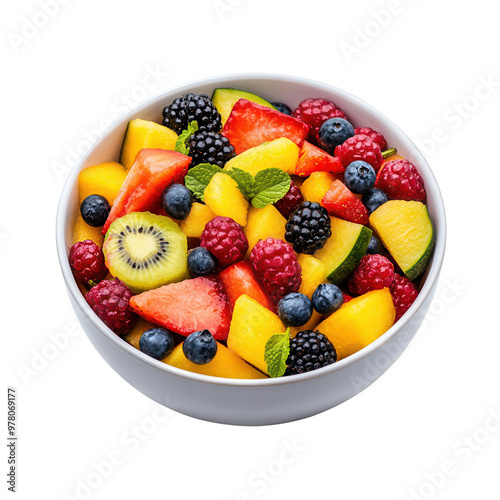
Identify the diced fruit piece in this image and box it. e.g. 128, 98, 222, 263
224, 137, 299, 176
321, 180, 369, 224
369, 200, 434, 281
102, 149, 190, 234
211, 88, 276, 126
316, 288, 395, 360
129, 276, 231, 340
179, 202, 216, 238
295, 141, 344, 176
73, 216, 104, 247
204, 173, 249, 226
297, 254, 327, 298
314, 217, 372, 284
103, 212, 188, 292
78, 162, 127, 206
227, 294, 286, 374
120, 119, 178, 169
301, 172, 337, 204
163, 342, 267, 379
244, 205, 286, 256
223, 99, 309, 155
123, 318, 154, 349
219, 261, 274, 312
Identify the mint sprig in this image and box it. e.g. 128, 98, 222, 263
251, 168, 290, 208
264, 328, 291, 378
184, 163, 221, 201
183, 164, 291, 208
174, 121, 199, 155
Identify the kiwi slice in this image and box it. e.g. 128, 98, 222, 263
103, 211, 188, 293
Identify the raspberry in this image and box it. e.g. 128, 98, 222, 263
354, 127, 387, 150
334, 134, 383, 172
375, 159, 426, 202
85, 279, 137, 335
273, 180, 304, 218
348, 254, 395, 296
390, 273, 419, 322
293, 98, 348, 144
69, 240, 108, 285
250, 238, 301, 304
200, 216, 248, 267
343, 292, 353, 303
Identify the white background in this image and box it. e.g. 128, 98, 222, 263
3, 0, 500, 499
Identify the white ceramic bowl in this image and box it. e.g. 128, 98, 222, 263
56, 74, 446, 426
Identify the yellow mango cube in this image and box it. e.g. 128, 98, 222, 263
180, 202, 216, 238
244, 204, 287, 256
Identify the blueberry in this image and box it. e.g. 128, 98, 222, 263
188, 247, 217, 276
311, 283, 343, 315
183, 330, 218, 365
139, 327, 175, 360
344, 161, 376, 194
362, 188, 388, 214
162, 183, 192, 220
277, 293, 313, 327
272, 102, 292, 115
80, 195, 111, 227
317, 118, 355, 155
366, 235, 384, 255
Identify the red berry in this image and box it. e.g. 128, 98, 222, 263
273, 180, 304, 218
390, 273, 419, 322
250, 238, 301, 304
293, 98, 348, 144
334, 134, 383, 172
85, 279, 137, 335
354, 127, 387, 150
348, 255, 395, 296
342, 292, 353, 303
200, 216, 248, 268
375, 159, 426, 202
69, 240, 108, 285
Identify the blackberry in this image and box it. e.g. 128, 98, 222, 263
162, 93, 221, 134
188, 131, 236, 168
285, 330, 337, 376
285, 201, 331, 254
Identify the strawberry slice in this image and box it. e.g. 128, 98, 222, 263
222, 99, 309, 154
219, 261, 275, 312
102, 149, 190, 234
295, 141, 344, 176
321, 180, 369, 225
129, 276, 231, 340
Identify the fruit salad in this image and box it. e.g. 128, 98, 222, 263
68, 88, 435, 380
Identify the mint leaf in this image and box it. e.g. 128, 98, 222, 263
223, 168, 255, 199
264, 328, 291, 378
174, 121, 199, 155
184, 163, 222, 201
251, 168, 291, 209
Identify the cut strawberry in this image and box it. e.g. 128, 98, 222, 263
222, 99, 309, 154
129, 276, 231, 340
295, 141, 344, 176
219, 261, 275, 312
321, 180, 369, 225
102, 149, 190, 234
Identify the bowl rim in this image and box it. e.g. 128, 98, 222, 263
56, 72, 446, 387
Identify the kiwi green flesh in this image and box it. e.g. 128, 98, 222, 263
103, 212, 187, 293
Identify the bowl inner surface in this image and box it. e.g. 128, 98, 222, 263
56, 73, 446, 387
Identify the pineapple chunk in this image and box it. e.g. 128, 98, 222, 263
301, 171, 337, 204
244, 205, 286, 256
180, 202, 216, 238
204, 173, 249, 226
227, 295, 286, 374
224, 137, 299, 176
